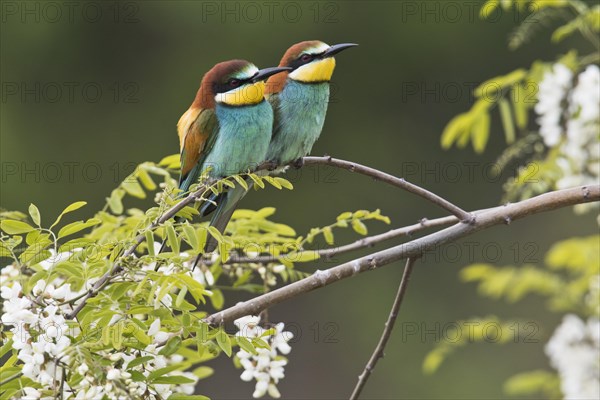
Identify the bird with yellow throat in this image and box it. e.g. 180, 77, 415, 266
176, 60, 290, 252
265, 41, 358, 169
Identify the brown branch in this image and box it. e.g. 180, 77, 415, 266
66, 156, 476, 320
303, 156, 474, 223
350, 257, 417, 400
205, 184, 599, 325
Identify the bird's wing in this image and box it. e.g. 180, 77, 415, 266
177, 106, 219, 192
266, 92, 282, 140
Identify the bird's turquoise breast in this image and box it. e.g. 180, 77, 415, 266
205, 101, 273, 178
266, 79, 330, 165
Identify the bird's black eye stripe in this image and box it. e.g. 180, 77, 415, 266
289, 53, 314, 69
213, 76, 253, 94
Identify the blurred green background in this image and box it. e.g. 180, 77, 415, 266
1, 1, 597, 398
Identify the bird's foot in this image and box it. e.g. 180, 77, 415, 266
258, 160, 278, 171
293, 158, 304, 169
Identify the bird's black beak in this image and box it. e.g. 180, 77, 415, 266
322, 43, 358, 58
252, 67, 292, 83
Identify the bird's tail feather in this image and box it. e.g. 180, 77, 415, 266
203, 184, 250, 253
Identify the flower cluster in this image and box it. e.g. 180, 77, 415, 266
234, 315, 293, 398
535, 63, 600, 206
545, 314, 600, 399
1, 248, 200, 399
1, 252, 84, 398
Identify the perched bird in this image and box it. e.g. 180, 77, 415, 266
192, 42, 357, 253
176, 60, 290, 252
265, 41, 358, 168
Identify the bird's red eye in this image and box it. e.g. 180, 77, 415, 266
229, 79, 240, 87
301, 54, 312, 62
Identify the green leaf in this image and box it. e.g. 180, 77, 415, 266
474, 69, 526, 98
182, 224, 199, 251
209, 289, 224, 310
337, 212, 352, 221
284, 250, 320, 263
207, 226, 223, 244
232, 175, 249, 190
323, 227, 334, 245
248, 174, 265, 189
216, 329, 232, 357
159, 154, 181, 169
158, 336, 182, 356
168, 395, 210, 400
58, 237, 95, 253
471, 112, 490, 154
107, 190, 124, 215
132, 326, 152, 346
148, 364, 185, 381
504, 370, 560, 397
146, 231, 156, 256
166, 224, 180, 254
153, 375, 195, 384
0, 339, 14, 359
122, 178, 146, 199
351, 220, 368, 235
0, 220, 34, 234
28, 204, 41, 226
512, 84, 529, 130
197, 227, 208, 253
263, 176, 282, 189
127, 355, 154, 369
176, 286, 188, 307
236, 336, 257, 355
50, 201, 87, 228
0, 242, 12, 258
57, 218, 101, 239
441, 113, 472, 149
192, 366, 214, 380
137, 168, 157, 191
274, 177, 294, 190
480, 0, 499, 19
498, 97, 516, 144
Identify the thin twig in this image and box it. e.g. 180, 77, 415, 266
201, 215, 458, 266
205, 185, 599, 325
303, 156, 474, 223
349, 257, 417, 399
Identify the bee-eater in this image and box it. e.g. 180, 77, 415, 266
265, 41, 358, 168
176, 60, 290, 252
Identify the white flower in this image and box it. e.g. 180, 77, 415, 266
106, 368, 121, 380
272, 264, 286, 274
154, 331, 170, 344
1, 281, 22, 300
271, 322, 293, 355
234, 315, 262, 338
546, 314, 600, 399
32, 279, 47, 296
21, 387, 41, 399
191, 267, 215, 286
77, 363, 89, 375
234, 316, 292, 399
148, 319, 161, 336
253, 372, 270, 398
38, 249, 74, 271
536, 63, 600, 198
536, 63, 573, 147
